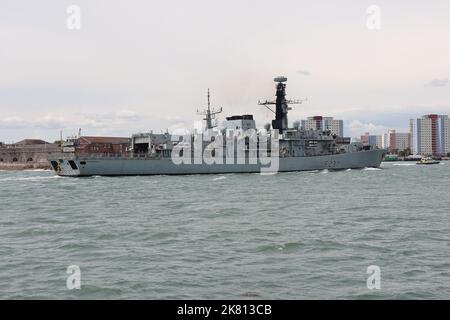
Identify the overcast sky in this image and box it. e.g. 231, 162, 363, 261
1, 0, 450, 142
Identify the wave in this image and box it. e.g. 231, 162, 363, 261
0, 175, 60, 182
213, 176, 227, 181
303, 170, 320, 173
363, 167, 382, 171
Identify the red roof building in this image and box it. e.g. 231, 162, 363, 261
75, 136, 130, 154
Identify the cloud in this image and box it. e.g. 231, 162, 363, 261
0, 111, 197, 139
427, 79, 450, 87
347, 120, 387, 137
114, 109, 138, 119
296, 70, 311, 76
0, 115, 66, 129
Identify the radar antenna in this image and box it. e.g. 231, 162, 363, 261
258, 76, 306, 133
197, 88, 222, 129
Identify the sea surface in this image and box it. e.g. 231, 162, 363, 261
1, 162, 450, 299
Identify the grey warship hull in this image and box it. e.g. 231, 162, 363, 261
49, 148, 385, 177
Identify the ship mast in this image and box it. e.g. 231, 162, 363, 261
197, 88, 222, 129
258, 76, 304, 133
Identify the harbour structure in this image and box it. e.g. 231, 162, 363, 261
48, 77, 386, 176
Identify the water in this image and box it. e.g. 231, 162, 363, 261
1, 162, 450, 299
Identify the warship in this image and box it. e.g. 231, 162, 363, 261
49, 77, 386, 176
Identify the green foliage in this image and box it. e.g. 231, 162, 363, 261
404, 148, 412, 157
390, 148, 399, 155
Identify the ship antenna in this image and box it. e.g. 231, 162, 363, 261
197, 88, 222, 129
207, 88, 211, 112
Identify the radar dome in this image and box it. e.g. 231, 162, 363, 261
274, 76, 288, 83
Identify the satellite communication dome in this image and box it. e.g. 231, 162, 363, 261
274, 76, 288, 83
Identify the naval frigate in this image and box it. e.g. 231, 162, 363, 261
48, 77, 386, 176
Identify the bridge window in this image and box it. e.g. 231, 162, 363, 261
27, 157, 33, 162
12, 157, 18, 162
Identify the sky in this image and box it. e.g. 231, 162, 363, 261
1, 0, 450, 142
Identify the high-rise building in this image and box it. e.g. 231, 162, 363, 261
360, 132, 383, 148
301, 116, 344, 137
383, 129, 411, 152
410, 115, 450, 156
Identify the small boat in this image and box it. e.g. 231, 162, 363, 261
417, 157, 440, 165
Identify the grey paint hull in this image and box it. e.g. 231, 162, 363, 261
50, 149, 385, 176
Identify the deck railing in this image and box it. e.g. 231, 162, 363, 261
49, 152, 163, 160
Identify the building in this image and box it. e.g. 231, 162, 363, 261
15, 139, 50, 146
0, 136, 132, 169
360, 132, 383, 148
71, 136, 130, 154
383, 130, 411, 152
301, 116, 344, 137
0, 139, 60, 169
410, 114, 450, 156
